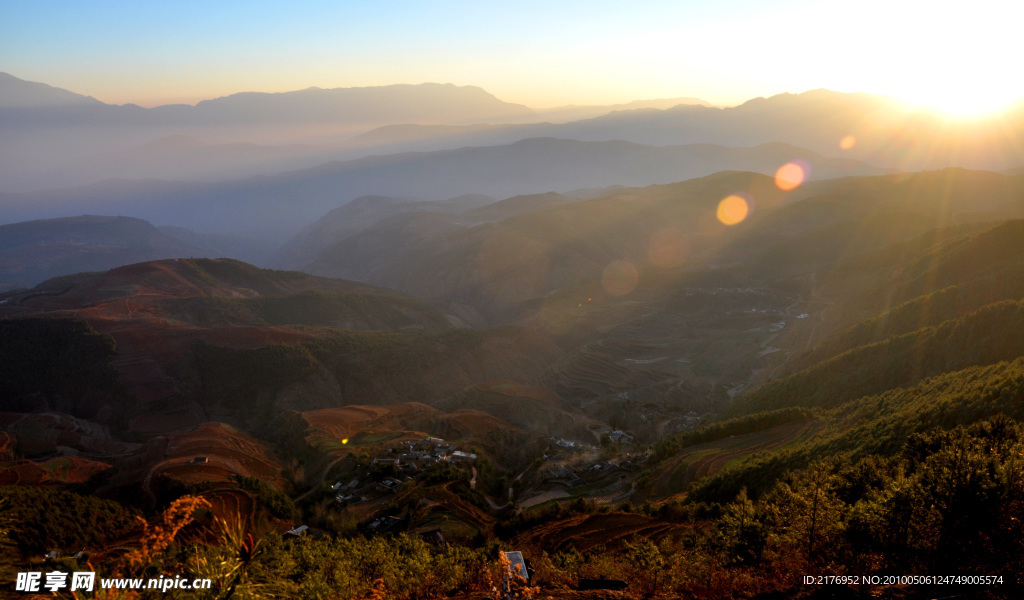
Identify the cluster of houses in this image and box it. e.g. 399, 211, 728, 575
607, 430, 634, 444
584, 460, 622, 475
543, 463, 584, 487
550, 428, 634, 451
553, 438, 584, 450
330, 436, 477, 505
396, 437, 478, 465
541, 454, 647, 489
662, 411, 703, 434
365, 515, 404, 535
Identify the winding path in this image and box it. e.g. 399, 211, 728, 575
294, 455, 347, 503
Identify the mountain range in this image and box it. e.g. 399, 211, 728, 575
5, 73, 1024, 199
0, 138, 885, 240
0, 73, 713, 191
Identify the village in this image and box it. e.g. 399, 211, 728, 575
327, 436, 479, 507
312, 427, 656, 528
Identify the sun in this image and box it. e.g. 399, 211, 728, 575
756, 0, 1024, 119
872, 53, 1024, 118
865, 7, 1024, 118
895, 82, 1024, 118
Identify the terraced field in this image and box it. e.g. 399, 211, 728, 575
518, 489, 572, 509
400, 482, 497, 542
145, 422, 285, 490
0, 456, 112, 485
302, 403, 439, 452
514, 512, 688, 553
647, 419, 821, 497
548, 341, 666, 398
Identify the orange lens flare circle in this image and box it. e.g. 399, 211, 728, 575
601, 259, 639, 296
840, 135, 857, 150
717, 194, 750, 226
774, 160, 810, 191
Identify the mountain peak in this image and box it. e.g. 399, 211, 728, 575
0, 72, 102, 109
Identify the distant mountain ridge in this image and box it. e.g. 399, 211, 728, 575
0, 73, 538, 191
0, 138, 886, 238
0, 215, 268, 292
0, 74, 534, 126
0, 72, 103, 109
4, 73, 1024, 197
0, 73, 717, 191
344, 90, 1024, 173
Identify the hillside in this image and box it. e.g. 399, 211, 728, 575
304, 170, 792, 319
304, 169, 1024, 324
272, 194, 494, 269
735, 299, 1024, 413
0, 259, 460, 425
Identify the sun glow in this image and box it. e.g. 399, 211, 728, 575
818, 0, 1024, 118
893, 82, 1024, 118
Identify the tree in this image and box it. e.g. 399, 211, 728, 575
717, 488, 766, 565
625, 538, 665, 595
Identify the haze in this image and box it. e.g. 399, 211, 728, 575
7, 0, 1024, 597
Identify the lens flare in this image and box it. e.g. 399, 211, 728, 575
774, 160, 809, 191
648, 227, 690, 267
602, 260, 639, 296
342, 438, 349, 444
717, 195, 750, 226
840, 135, 857, 150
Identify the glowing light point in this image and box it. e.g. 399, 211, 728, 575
840, 135, 857, 150
341, 438, 349, 444
774, 160, 809, 191
601, 260, 639, 296
717, 195, 750, 226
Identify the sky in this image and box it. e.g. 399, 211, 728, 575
3, 0, 1023, 114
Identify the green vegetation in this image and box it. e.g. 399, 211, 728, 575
695, 417, 1024, 579
229, 475, 298, 521
0, 318, 126, 417
0, 486, 141, 555
182, 532, 493, 600
692, 356, 1024, 503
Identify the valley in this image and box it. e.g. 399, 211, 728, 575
3, 71, 1024, 599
